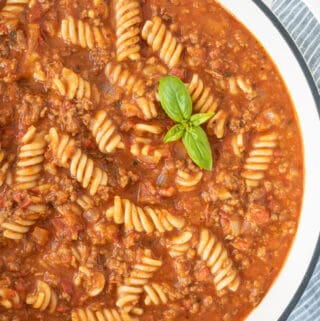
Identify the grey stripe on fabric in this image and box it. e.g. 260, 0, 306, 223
272, 0, 320, 94
270, 1, 320, 320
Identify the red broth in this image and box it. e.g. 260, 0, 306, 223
0, 0, 303, 320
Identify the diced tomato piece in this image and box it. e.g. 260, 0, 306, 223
170, 67, 186, 81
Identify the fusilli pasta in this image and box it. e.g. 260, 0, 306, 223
73, 265, 106, 297
167, 230, 193, 258
187, 74, 219, 114
52, 67, 100, 102
0, 151, 13, 187
106, 196, 185, 233
26, 280, 57, 313
117, 249, 162, 313
215, 76, 257, 100
105, 62, 146, 97
207, 110, 228, 139
144, 283, 175, 306
1, 217, 38, 240
48, 128, 108, 195
241, 132, 277, 188
231, 133, 245, 157
60, 16, 109, 49
0, 288, 20, 309
141, 16, 183, 68
130, 143, 167, 164
77, 194, 95, 210
115, 0, 142, 61
15, 126, 46, 190
197, 228, 240, 292
0, 0, 30, 30
135, 98, 158, 120
175, 169, 203, 192
72, 307, 138, 321
134, 123, 162, 135
89, 110, 125, 154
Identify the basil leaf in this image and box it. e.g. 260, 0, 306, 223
182, 126, 213, 171
190, 113, 215, 126
158, 76, 192, 122
164, 124, 185, 143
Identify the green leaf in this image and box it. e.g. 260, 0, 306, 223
190, 113, 215, 126
158, 76, 192, 122
182, 126, 213, 171
164, 124, 185, 143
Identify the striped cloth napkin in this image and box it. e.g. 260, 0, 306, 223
270, 1, 320, 320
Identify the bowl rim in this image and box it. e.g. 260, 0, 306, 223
251, 1, 320, 320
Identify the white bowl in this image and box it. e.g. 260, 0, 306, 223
217, 1, 320, 320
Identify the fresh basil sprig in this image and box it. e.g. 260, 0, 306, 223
158, 76, 214, 171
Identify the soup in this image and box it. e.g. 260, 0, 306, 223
0, 0, 304, 320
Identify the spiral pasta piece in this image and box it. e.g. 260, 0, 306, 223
1, 218, 37, 240
15, 126, 46, 191
73, 266, 106, 297
229, 76, 256, 98
26, 280, 57, 313
0, 0, 30, 30
1, 202, 47, 240
207, 110, 228, 139
0, 151, 13, 187
175, 169, 203, 192
72, 307, 138, 321
115, 0, 142, 61
105, 62, 146, 97
0, 288, 20, 309
77, 194, 95, 210
167, 230, 193, 258
141, 16, 183, 68
117, 249, 162, 313
134, 123, 162, 135
231, 133, 245, 157
135, 98, 158, 120
48, 128, 108, 195
143, 283, 175, 306
130, 142, 168, 165
106, 196, 185, 233
197, 228, 240, 292
60, 16, 109, 49
187, 74, 219, 114
52, 67, 99, 102
241, 132, 277, 188
89, 110, 124, 154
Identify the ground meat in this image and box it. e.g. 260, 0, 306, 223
118, 168, 139, 188
87, 220, 119, 245
194, 261, 211, 282
0, 58, 18, 83
123, 231, 141, 248
0, 39, 10, 58
57, 104, 81, 135
43, 245, 73, 269
246, 203, 270, 225
18, 93, 44, 127
174, 258, 192, 288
